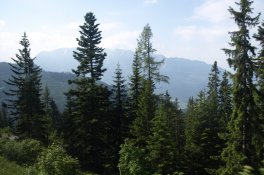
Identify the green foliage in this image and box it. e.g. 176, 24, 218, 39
137, 24, 168, 83
131, 80, 155, 145
37, 143, 80, 175
0, 138, 42, 165
239, 161, 264, 175
63, 12, 115, 174
0, 156, 38, 175
4, 33, 47, 143
147, 93, 178, 174
219, 1, 263, 174
119, 140, 151, 175
129, 49, 143, 119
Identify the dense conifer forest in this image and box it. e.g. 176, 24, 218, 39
0, 0, 264, 174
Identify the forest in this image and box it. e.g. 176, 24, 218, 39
0, 0, 264, 174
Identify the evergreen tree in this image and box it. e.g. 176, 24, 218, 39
138, 24, 169, 83
184, 91, 208, 175
42, 86, 61, 134
131, 80, 155, 146
147, 92, 178, 174
130, 24, 169, 144
201, 62, 223, 174
112, 63, 128, 139
253, 20, 264, 164
111, 63, 128, 171
64, 12, 113, 174
219, 1, 263, 174
129, 49, 143, 122
0, 103, 8, 128
218, 71, 232, 127
4, 33, 46, 142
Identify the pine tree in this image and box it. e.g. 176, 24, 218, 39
201, 62, 223, 174
111, 63, 128, 171
112, 63, 128, 138
219, 71, 232, 127
131, 80, 155, 146
147, 92, 178, 174
4, 33, 46, 142
253, 20, 264, 164
0, 102, 8, 128
129, 49, 143, 122
138, 24, 169, 83
184, 91, 208, 175
130, 24, 168, 144
42, 86, 61, 134
219, 1, 263, 174
64, 12, 113, 174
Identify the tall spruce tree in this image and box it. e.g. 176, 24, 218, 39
129, 49, 143, 122
42, 86, 61, 135
112, 63, 128, 139
219, 1, 263, 174
202, 62, 223, 174
4, 33, 46, 142
184, 91, 208, 174
131, 24, 168, 143
147, 92, 178, 174
253, 20, 264, 163
218, 71, 232, 127
111, 63, 128, 171
64, 12, 113, 174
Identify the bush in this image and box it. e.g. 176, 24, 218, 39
0, 138, 43, 165
37, 143, 81, 175
0, 156, 38, 175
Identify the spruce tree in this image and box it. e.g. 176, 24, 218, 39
147, 92, 178, 174
218, 71, 232, 127
131, 24, 168, 143
253, 20, 264, 164
64, 12, 113, 174
42, 86, 60, 134
111, 63, 128, 171
4, 33, 46, 142
112, 63, 128, 139
219, 1, 263, 174
202, 62, 223, 174
184, 91, 208, 175
129, 49, 143, 122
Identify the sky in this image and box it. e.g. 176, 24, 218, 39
0, 0, 263, 69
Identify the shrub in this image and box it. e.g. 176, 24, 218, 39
0, 138, 42, 165
37, 143, 81, 175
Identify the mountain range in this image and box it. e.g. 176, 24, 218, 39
0, 48, 220, 111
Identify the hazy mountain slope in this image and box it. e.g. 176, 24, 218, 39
35, 48, 215, 105
0, 62, 74, 111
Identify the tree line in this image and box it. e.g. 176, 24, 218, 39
0, 0, 264, 174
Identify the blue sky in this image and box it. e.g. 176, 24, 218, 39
0, 0, 263, 69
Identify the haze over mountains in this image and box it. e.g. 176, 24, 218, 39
0, 48, 220, 110
35, 48, 217, 106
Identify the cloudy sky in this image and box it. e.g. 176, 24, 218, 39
0, 0, 263, 69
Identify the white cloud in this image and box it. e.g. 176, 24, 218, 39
191, 0, 233, 23
144, 0, 158, 4
100, 22, 122, 33
0, 32, 20, 62
0, 20, 6, 29
101, 30, 140, 50
174, 24, 236, 43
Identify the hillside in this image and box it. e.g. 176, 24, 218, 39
0, 62, 74, 111
0, 48, 219, 110
36, 48, 217, 106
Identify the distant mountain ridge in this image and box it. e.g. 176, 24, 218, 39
0, 62, 74, 111
35, 48, 218, 106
